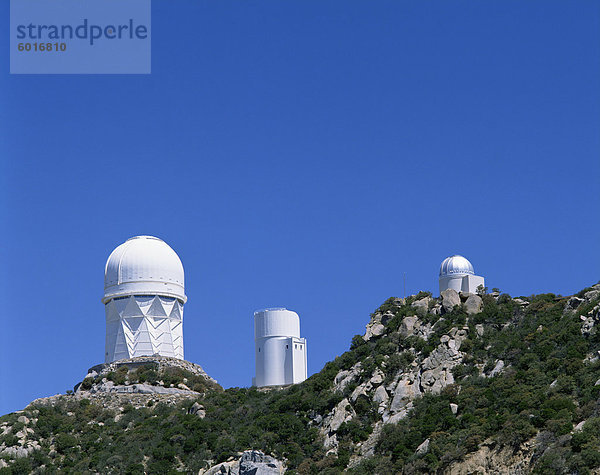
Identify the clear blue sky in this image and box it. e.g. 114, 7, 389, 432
1, 1, 599, 416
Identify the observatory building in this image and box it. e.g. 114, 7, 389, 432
253, 308, 307, 387
439, 255, 485, 295
102, 236, 187, 363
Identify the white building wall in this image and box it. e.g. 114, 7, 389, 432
439, 274, 485, 295
105, 295, 184, 363
256, 336, 288, 387
291, 337, 307, 384
463, 275, 485, 294
439, 275, 464, 294
254, 309, 307, 387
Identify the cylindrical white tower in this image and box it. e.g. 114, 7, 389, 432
254, 308, 307, 387
102, 236, 187, 363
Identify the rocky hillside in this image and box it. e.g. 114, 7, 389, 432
1, 284, 599, 474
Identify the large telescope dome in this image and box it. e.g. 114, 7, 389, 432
102, 235, 186, 303
439, 255, 475, 277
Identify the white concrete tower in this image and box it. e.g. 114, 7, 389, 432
102, 236, 187, 363
439, 255, 485, 295
253, 308, 307, 387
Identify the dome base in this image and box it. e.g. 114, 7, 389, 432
105, 295, 184, 363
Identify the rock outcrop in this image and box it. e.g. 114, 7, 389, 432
446, 438, 535, 474
0, 411, 41, 459
411, 297, 430, 315
85, 355, 217, 386
201, 450, 285, 475
488, 359, 505, 377
23, 356, 222, 415
383, 325, 467, 423
333, 363, 362, 393
399, 315, 432, 340
441, 289, 461, 313
320, 398, 356, 452
73, 356, 221, 402
84, 381, 196, 395
415, 438, 430, 455
188, 402, 206, 418
330, 307, 471, 459
364, 309, 397, 341
565, 296, 585, 313
363, 299, 405, 341
464, 293, 483, 314
575, 284, 600, 337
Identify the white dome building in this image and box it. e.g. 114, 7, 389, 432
102, 236, 187, 363
253, 308, 307, 387
439, 255, 485, 295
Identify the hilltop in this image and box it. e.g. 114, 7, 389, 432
1, 283, 599, 474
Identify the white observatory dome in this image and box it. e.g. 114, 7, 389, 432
439, 255, 475, 277
102, 236, 186, 303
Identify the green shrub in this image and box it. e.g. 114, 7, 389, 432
415, 291, 432, 300
9, 458, 33, 474
55, 433, 78, 453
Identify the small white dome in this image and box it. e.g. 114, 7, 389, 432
439, 255, 475, 277
103, 236, 186, 303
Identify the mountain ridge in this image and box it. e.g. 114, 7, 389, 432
1, 283, 599, 474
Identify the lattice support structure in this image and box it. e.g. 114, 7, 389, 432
105, 295, 184, 363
